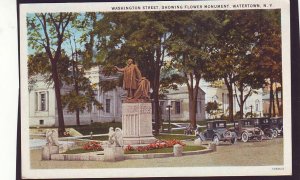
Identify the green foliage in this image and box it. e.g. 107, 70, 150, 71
206, 101, 221, 118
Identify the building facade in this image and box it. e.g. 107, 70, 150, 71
28, 67, 206, 127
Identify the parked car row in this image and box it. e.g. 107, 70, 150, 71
195, 117, 283, 145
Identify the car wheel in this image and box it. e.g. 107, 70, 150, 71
213, 136, 220, 145
266, 131, 273, 139
273, 130, 278, 138
241, 132, 249, 143
231, 137, 237, 144
257, 135, 263, 141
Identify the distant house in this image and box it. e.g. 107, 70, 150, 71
200, 80, 264, 119
159, 86, 206, 122
262, 85, 282, 117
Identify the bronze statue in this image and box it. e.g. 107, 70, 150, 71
115, 59, 150, 101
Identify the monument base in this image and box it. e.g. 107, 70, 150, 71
122, 102, 156, 145
123, 136, 157, 145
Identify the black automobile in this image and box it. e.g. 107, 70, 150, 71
252, 118, 274, 139
197, 120, 237, 145
230, 119, 264, 142
270, 117, 283, 137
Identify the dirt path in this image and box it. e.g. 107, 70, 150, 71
30, 138, 283, 169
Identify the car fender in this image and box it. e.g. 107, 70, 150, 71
213, 133, 222, 140
231, 131, 237, 138
198, 132, 206, 141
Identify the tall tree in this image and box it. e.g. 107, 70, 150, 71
94, 12, 173, 135
209, 10, 278, 120
167, 11, 219, 128
252, 10, 282, 117
27, 13, 76, 136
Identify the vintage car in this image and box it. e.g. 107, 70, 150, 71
196, 120, 237, 145
270, 117, 283, 137
231, 119, 264, 142
252, 118, 274, 139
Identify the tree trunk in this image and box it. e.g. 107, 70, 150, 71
239, 85, 244, 119
269, 79, 274, 117
272, 92, 276, 117
224, 78, 234, 122
189, 90, 197, 129
75, 50, 80, 126
275, 85, 282, 116
153, 47, 162, 135
72, 59, 80, 126
51, 60, 65, 136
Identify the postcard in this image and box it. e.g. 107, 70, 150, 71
19, 0, 292, 178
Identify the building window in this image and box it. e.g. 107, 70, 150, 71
39, 119, 44, 125
255, 99, 260, 111
40, 93, 46, 111
106, 99, 111, 113
35, 91, 48, 111
175, 101, 181, 114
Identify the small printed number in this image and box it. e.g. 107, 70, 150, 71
272, 167, 284, 170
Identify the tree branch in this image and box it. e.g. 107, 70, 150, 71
36, 13, 53, 60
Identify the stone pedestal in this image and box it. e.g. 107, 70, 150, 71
122, 103, 156, 145
103, 145, 124, 162
208, 143, 217, 151
173, 144, 183, 157
194, 138, 202, 146
42, 145, 59, 160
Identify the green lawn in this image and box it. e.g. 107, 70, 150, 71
64, 149, 99, 154
125, 145, 205, 154
71, 122, 122, 135
81, 136, 108, 141
155, 134, 195, 141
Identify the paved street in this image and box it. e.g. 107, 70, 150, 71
30, 138, 283, 169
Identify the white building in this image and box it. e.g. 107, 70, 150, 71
200, 80, 264, 118
28, 67, 206, 127
159, 86, 206, 122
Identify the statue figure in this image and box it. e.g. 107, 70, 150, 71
133, 77, 150, 100
115, 59, 142, 99
45, 129, 59, 146
107, 127, 124, 147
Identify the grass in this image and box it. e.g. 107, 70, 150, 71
125, 145, 206, 154
64, 148, 99, 154
71, 122, 122, 135
81, 136, 108, 141
155, 134, 195, 141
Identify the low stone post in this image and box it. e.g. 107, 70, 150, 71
103, 144, 116, 162
208, 143, 217, 151
194, 138, 202, 146
173, 144, 183, 157
42, 145, 59, 160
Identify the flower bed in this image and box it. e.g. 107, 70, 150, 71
82, 141, 103, 151
125, 140, 185, 153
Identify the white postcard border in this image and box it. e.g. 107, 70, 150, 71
20, 0, 292, 178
